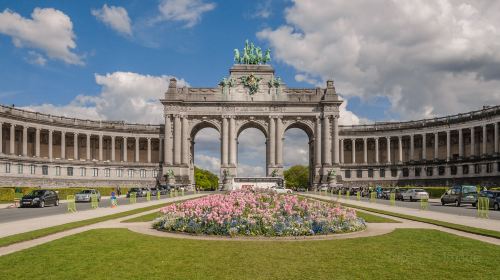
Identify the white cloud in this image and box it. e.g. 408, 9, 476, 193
156, 0, 216, 28
254, 0, 272, 19
258, 0, 500, 120
0, 8, 83, 65
92, 4, 132, 36
26, 51, 47, 66
195, 154, 220, 175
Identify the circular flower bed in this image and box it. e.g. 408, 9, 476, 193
153, 189, 366, 237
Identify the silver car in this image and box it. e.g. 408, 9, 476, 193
75, 189, 101, 202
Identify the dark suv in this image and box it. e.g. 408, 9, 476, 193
20, 190, 59, 208
441, 185, 478, 207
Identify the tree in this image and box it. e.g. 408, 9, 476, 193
194, 166, 219, 191
284, 165, 309, 190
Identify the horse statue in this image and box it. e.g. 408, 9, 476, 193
264, 49, 271, 64
233, 49, 240, 63
256, 47, 263, 64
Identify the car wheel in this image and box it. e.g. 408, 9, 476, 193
441, 200, 445, 206
55, 200, 59, 206
39, 200, 45, 208
455, 200, 460, 207
472, 203, 476, 208
494, 203, 499, 211
409, 196, 413, 202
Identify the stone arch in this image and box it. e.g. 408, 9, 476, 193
190, 119, 221, 140
236, 119, 268, 139
283, 120, 315, 140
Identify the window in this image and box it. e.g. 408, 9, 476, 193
67, 167, 73, 176
474, 164, 481, 174
5, 163, 11, 173
415, 167, 421, 177
391, 168, 397, 177
450, 166, 457, 175
486, 163, 493, 173
438, 166, 445, 176
80, 167, 86, 177
30, 164, 36, 175
426, 167, 433, 177
140, 169, 146, 178
462, 165, 469, 175
116, 168, 123, 177
128, 169, 134, 178
42, 165, 48, 175
368, 168, 373, 178
356, 169, 362, 178
17, 164, 23, 174
345, 170, 351, 179
402, 168, 409, 177
92, 168, 98, 177
55, 166, 61, 176
379, 168, 385, 178
105, 168, 110, 177
152, 169, 158, 178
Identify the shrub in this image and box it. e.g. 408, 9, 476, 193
0, 188, 15, 202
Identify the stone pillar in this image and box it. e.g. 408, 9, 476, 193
147, 138, 151, 163
363, 138, 368, 163
332, 116, 339, 164
314, 117, 321, 166
182, 116, 189, 165
458, 128, 463, 157
61, 131, 66, 159
48, 129, 53, 160
322, 116, 332, 166
495, 123, 499, 154
123, 137, 128, 162
351, 138, 356, 164
73, 133, 78, 160
135, 137, 140, 162
470, 127, 475, 156
174, 115, 181, 165
398, 136, 403, 163
276, 117, 283, 166
446, 130, 451, 161
165, 115, 172, 165
229, 117, 236, 165
86, 133, 91, 160
98, 134, 103, 161
10, 124, 15, 155
410, 134, 414, 161
340, 139, 344, 163
387, 137, 391, 163
375, 137, 379, 163
422, 133, 426, 160
111, 135, 115, 161
434, 133, 439, 159
268, 117, 275, 166
22, 126, 28, 156
0, 122, 2, 154
482, 125, 487, 156
221, 117, 228, 166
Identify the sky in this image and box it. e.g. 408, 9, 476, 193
1, 0, 500, 176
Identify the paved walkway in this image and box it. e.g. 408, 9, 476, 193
303, 193, 500, 232
0, 194, 206, 238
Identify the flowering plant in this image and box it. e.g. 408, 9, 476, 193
153, 189, 365, 237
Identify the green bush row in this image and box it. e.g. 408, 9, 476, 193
0, 186, 131, 202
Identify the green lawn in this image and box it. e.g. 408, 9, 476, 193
0, 228, 498, 279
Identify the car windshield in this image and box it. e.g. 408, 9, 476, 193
414, 189, 426, 192
462, 186, 476, 194
80, 190, 92, 194
28, 190, 45, 196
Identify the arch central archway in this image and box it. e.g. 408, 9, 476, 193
189, 121, 221, 187
282, 121, 315, 188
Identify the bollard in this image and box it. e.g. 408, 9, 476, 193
370, 192, 376, 203
169, 190, 173, 198
146, 191, 151, 201
181, 188, 185, 196
338, 190, 342, 199
420, 197, 429, 211
356, 191, 361, 201
477, 197, 489, 219
390, 192, 396, 206
346, 191, 350, 200
129, 193, 137, 204
157, 190, 161, 200
67, 195, 77, 213
91, 193, 98, 209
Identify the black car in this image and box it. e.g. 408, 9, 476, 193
126, 187, 145, 198
20, 190, 59, 208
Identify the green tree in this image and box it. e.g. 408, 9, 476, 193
284, 165, 309, 190
194, 166, 219, 191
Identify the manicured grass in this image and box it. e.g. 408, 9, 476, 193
0, 228, 499, 279
122, 211, 162, 223
0, 196, 201, 248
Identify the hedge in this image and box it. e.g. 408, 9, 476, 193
0, 188, 15, 202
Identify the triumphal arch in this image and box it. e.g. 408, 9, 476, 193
161, 41, 342, 188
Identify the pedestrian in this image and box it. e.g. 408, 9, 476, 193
117, 186, 121, 197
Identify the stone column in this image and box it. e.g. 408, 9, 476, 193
340, 139, 344, 163
458, 128, 463, 157
10, 124, 15, 155
73, 133, 78, 160
446, 130, 451, 161
398, 136, 403, 163
221, 117, 228, 166
322, 116, 332, 165
495, 123, 499, 154
482, 125, 487, 156
22, 126, 28, 156
268, 117, 275, 166
470, 127, 475, 156
229, 117, 236, 165
332, 116, 339, 164
387, 137, 391, 163
164, 115, 172, 164
351, 138, 356, 163
375, 137, 379, 163
48, 129, 53, 160
123, 137, 128, 162
98, 134, 103, 161
276, 117, 283, 166
182, 116, 189, 165
422, 133, 426, 160
147, 138, 151, 163
86, 133, 91, 160
135, 137, 140, 162
111, 135, 115, 161
410, 134, 414, 161
174, 115, 181, 165
434, 133, 439, 159
314, 117, 321, 166
0, 122, 2, 154
363, 138, 368, 163
61, 131, 66, 159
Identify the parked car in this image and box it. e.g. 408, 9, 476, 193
20, 190, 59, 208
395, 189, 407, 201
157, 185, 170, 195
401, 189, 429, 202
478, 190, 500, 210
381, 189, 392, 200
127, 187, 145, 198
75, 189, 101, 202
270, 186, 293, 194
441, 185, 478, 207
318, 185, 329, 192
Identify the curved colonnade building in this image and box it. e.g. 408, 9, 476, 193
1, 64, 499, 188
